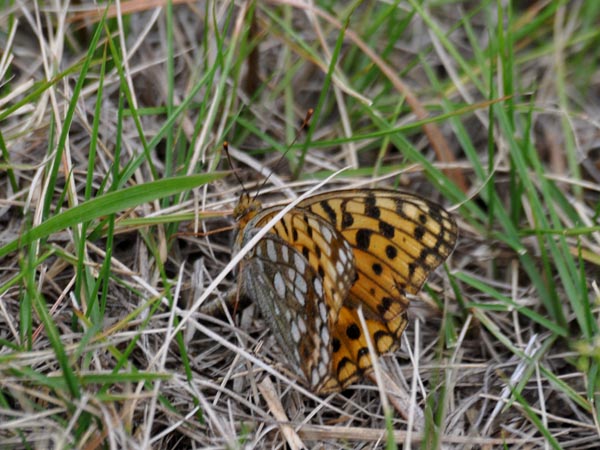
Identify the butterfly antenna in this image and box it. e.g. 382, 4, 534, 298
223, 141, 248, 195
254, 108, 314, 201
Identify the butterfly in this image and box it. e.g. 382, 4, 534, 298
232, 189, 457, 394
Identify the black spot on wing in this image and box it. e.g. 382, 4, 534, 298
332, 338, 341, 352
413, 225, 425, 241
408, 262, 416, 277
377, 297, 393, 315
365, 193, 380, 219
379, 220, 394, 238
315, 245, 321, 258
372, 263, 383, 275
386, 245, 397, 260
320, 200, 337, 224
280, 219, 290, 236
355, 229, 373, 250
346, 323, 361, 340
342, 211, 354, 228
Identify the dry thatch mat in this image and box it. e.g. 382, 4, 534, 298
1, 1, 599, 449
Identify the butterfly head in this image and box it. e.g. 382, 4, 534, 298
233, 192, 262, 228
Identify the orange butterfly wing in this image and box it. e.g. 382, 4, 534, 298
235, 189, 457, 393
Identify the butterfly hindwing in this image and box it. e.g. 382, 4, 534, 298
238, 208, 356, 392
240, 234, 328, 388
241, 207, 357, 315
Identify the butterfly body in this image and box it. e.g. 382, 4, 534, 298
234, 189, 458, 394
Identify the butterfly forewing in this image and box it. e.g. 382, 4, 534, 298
234, 188, 457, 393
300, 190, 457, 295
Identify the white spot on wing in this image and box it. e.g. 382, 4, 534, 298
267, 239, 277, 262
291, 321, 300, 343
318, 361, 327, 377
296, 274, 307, 294
312, 368, 319, 386
294, 287, 305, 306
321, 226, 333, 244
294, 253, 306, 273
287, 268, 296, 281
319, 302, 328, 322
338, 248, 347, 264
321, 326, 329, 345
298, 317, 307, 333
320, 346, 329, 364
274, 272, 285, 298
314, 278, 323, 297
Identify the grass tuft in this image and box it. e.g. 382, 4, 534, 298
1, 1, 599, 448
